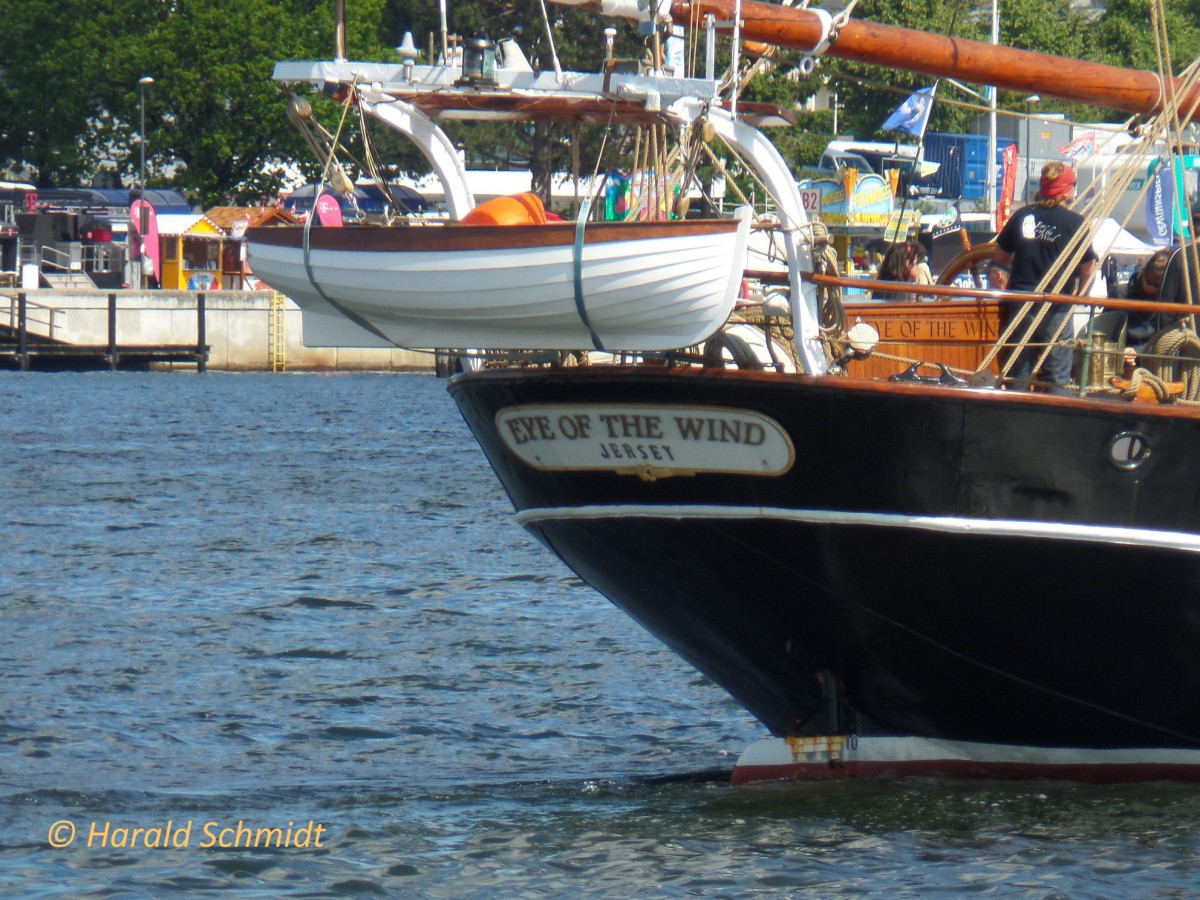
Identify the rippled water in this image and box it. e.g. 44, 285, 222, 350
2, 371, 1199, 897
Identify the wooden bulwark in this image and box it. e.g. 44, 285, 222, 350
842, 299, 1002, 380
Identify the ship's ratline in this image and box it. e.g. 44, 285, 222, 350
449, 366, 1200, 778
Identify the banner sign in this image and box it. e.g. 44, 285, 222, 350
799, 174, 896, 227
1146, 163, 1174, 246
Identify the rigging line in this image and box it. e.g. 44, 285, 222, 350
591, 113, 641, 222
1006, 218, 1099, 381
826, 69, 1137, 129
655, 123, 666, 219
700, 140, 751, 206
675, 119, 710, 213
998, 115, 1168, 378
354, 97, 404, 223
1075, 118, 1163, 233
711, 521, 1200, 747
286, 95, 377, 190
715, 0, 797, 97
311, 87, 356, 217
982, 94, 1183, 375
1150, 2, 1200, 312
299, 86, 395, 347
687, 0, 702, 79
707, 129, 787, 224
535, 0, 564, 81
730, 0, 741, 116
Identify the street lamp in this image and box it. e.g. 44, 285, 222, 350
138, 75, 154, 289
1025, 94, 1040, 201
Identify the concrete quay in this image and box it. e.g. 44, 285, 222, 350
1, 289, 434, 371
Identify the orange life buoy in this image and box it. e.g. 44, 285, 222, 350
461, 192, 548, 226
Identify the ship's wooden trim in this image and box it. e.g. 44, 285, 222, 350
842, 299, 1003, 379
245, 218, 740, 252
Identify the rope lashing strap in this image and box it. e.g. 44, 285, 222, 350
573, 196, 606, 352
300, 218, 395, 346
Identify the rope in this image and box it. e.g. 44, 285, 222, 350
1149, 1, 1200, 319
1120, 367, 1174, 402
809, 224, 845, 354
980, 48, 1200, 386
354, 90, 403, 222
1139, 325, 1200, 401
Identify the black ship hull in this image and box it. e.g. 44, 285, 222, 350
449, 367, 1200, 781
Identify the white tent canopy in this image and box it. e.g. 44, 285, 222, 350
1093, 216, 1158, 259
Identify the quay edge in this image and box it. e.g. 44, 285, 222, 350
1, 288, 435, 371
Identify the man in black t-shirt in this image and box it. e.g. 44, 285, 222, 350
993, 161, 1097, 390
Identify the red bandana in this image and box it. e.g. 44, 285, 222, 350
1040, 167, 1077, 199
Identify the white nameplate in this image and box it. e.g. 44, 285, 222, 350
496, 404, 794, 479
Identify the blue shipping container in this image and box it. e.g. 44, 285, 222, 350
923, 133, 1017, 201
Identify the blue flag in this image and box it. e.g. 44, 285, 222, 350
882, 87, 935, 137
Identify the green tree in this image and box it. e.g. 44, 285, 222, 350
139, 0, 391, 206
0, 0, 139, 185
822, 0, 1094, 140
0, 0, 390, 204
5, 0, 1197, 206
734, 0, 1137, 173
379, 0, 649, 205
1091, 0, 1200, 75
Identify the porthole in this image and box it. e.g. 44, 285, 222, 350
1108, 431, 1151, 470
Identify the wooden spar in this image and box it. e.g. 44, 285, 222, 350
671, 0, 1194, 119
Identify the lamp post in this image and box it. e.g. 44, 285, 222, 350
138, 76, 154, 289
1024, 94, 1040, 201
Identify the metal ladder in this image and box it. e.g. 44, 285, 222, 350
268, 292, 287, 371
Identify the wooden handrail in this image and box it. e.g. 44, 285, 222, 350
745, 268, 1200, 318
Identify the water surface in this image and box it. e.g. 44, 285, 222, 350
1, 372, 1196, 896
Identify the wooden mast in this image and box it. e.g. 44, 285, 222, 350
671, 0, 1193, 119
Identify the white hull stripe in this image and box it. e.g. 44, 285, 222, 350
514, 504, 1200, 554
738, 735, 1200, 768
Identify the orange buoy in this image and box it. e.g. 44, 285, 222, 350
461, 192, 548, 226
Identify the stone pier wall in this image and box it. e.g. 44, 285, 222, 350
7, 289, 434, 371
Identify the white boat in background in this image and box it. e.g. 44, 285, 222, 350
247, 206, 750, 351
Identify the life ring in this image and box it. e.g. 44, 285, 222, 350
702, 330, 764, 370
